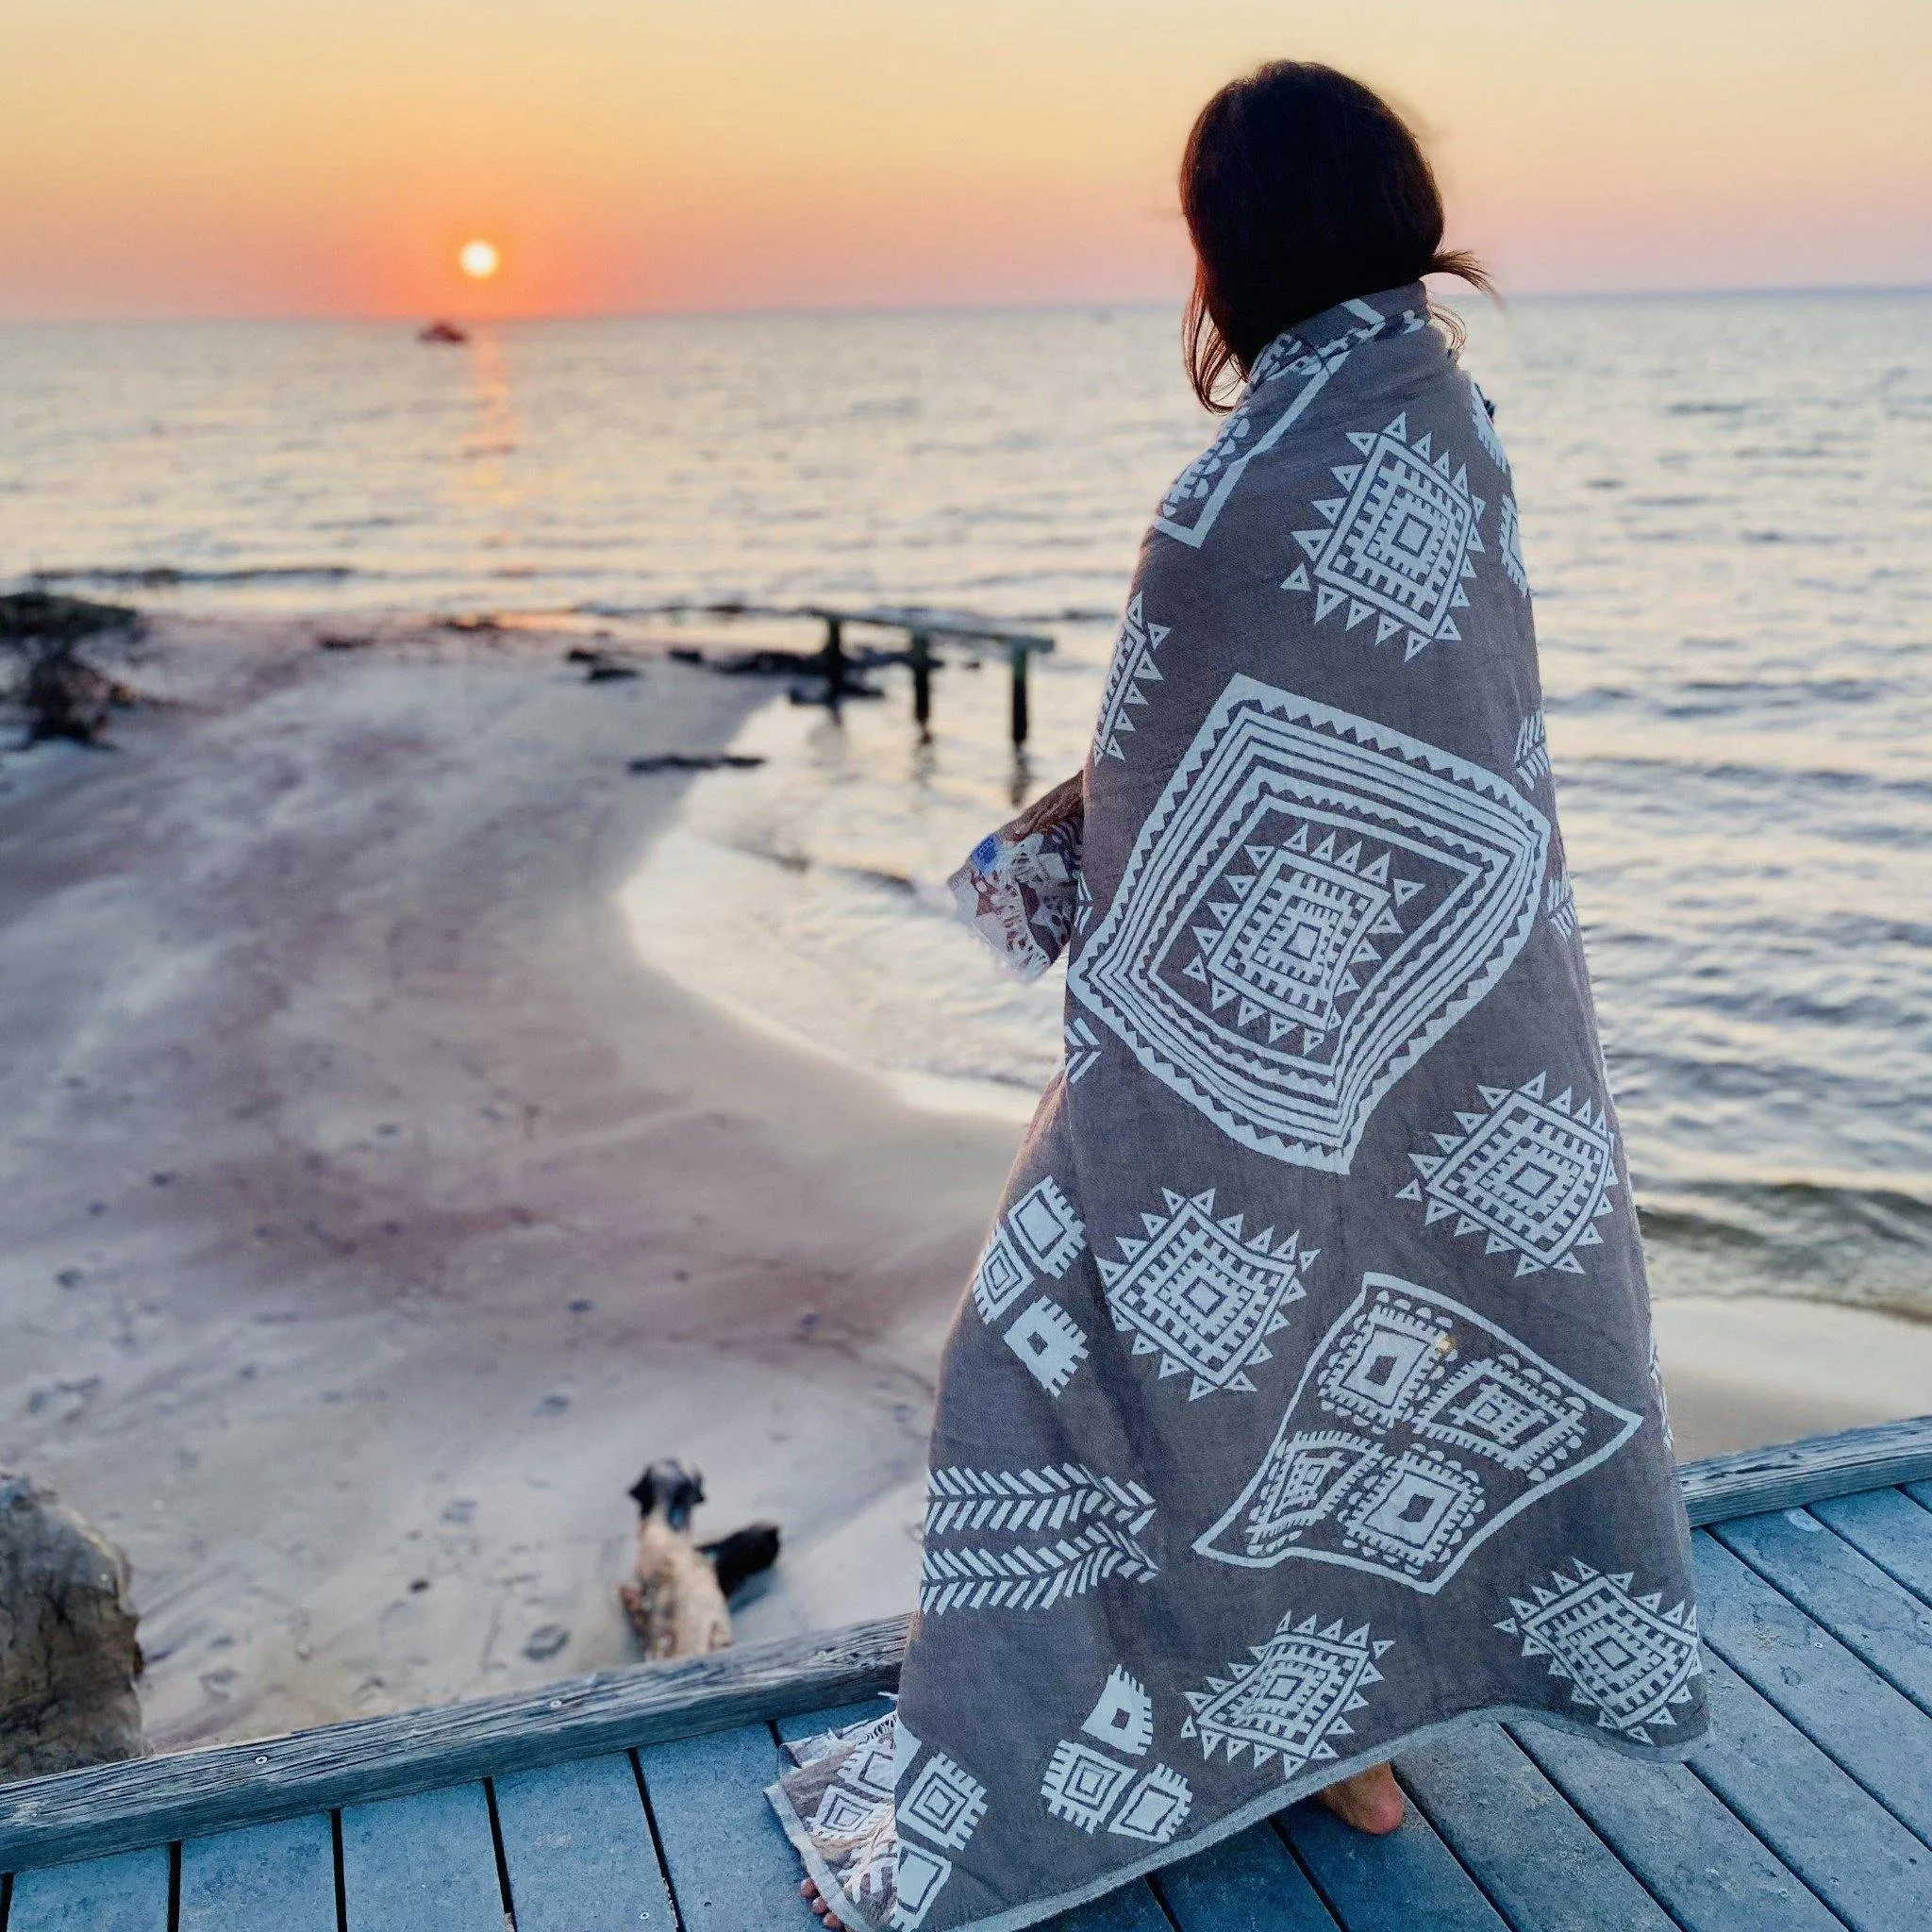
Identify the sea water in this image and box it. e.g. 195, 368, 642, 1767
4, 293, 1928, 1318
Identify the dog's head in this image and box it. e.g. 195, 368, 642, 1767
627, 1458, 706, 1531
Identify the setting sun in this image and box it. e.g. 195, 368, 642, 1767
458, 238, 500, 281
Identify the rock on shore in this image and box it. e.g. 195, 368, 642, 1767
0, 1471, 145, 1776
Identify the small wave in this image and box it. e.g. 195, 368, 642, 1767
32, 563, 358, 588
1639, 1174, 1932, 1321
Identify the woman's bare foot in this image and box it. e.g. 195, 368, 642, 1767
802, 1877, 848, 1928
1315, 1761, 1406, 1835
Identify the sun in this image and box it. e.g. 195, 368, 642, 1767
458, 239, 501, 281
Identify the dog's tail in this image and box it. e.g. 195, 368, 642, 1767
699, 1524, 781, 1599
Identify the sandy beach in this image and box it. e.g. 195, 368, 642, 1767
3, 613, 1928, 1756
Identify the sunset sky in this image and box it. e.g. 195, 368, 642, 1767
2, 0, 1928, 320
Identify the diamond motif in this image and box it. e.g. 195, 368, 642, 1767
1197, 1275, 1641, 1591
899, 1753, 988, 1851
1098, 1187, 1313, 1400
1108, 1764, 1193, 1844
1398, 1072, 1619, 1277
1041, 1740, 1135, 1833
1069, 676, 1550, 1173
1281, 411, 1487, 660
1183, 1609, 1391, 1779
1498, 1561, 1702, 1743
1092, 594, 1169, 762
1065, 1014, 1102, 1083
890, 1843, 953, 1930
1008, 1176, 1086, 1278
971, 1227, 1032, 1324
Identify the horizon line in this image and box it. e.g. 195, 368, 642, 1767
2, 278, 1929, 328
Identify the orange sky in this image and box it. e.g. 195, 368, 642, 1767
2, 1, 1928, 320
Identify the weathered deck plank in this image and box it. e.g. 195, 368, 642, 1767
1155, 1822, 1341, 1932
772, 1698, 893, 1744
1695, 1532, 1932, 1841
636, 1722, 799, 1932
1398, 1724, 1676, 1931
338, 1781, 503, 1932
1278, 1795, 1510, 1932
1687, 1648, 1932, 1932
492, 1752, 676, 1932
1049, 1880, 1174, 1930
1509, 1719, 1842, 1932
177, 1814, 337, 1932
1711, 1508, 1932, 1718
1812, 1488, 1932, 1607
4, 1847, 170, 1932
2, 1419, 1925, 1880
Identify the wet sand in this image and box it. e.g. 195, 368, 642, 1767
1, 612, 1925, 1753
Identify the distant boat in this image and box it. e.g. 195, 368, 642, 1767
418, 319, 468, 344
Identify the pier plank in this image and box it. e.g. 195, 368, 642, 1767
178, 1814, 336, 1932
339, 1781, 503, 1932
1510, 1719, 1841, 1932
636, 1722, 798, 1932
1812, 1488, 1932, 1607
1278, 1793, 1509, 1932
1156, 1822, 1340, 1932
1047, 1881, 1174, 1930
492, 1752, 675, 1932
1695, 1533, 1932, 1840
1398, 1724, 1675, 1931
1679, 1415, 1932, 1526
5, 1847, 170, 1932
1686, 1649, 1932, 1932
1712, 1508, 1932, 1716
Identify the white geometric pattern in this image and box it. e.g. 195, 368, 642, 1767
1282, 411, 1487, 661
1041, 1669, 1193, 1844
1398, 1072, 1619, 1277
1647, 1324, 1674, 1452
1098, 1187, 1314, 1400
1081, 1668, 1154, 1757
900, 1753, 989, 1851
1108, 1764, 1193, 1844
1498, 494, 1528, 595
890, 1844, 953, 1930
1546, 870, 1577, 940
1008, 1176, 1087, 1277
971, 1227, 1033, 1325
1197, 1275, 1641, 1591
922, 1462, 1158, 1614
1092, 593, 1168, 763
1041, 1740, 1136, 1833
1070, 677, 1550, 1172
1065, 1014, 1102, 1083
1004, 1296, 1089, 1397
1183, 1609, 1392, 1779
1470, 379, 1509, 472
1498, 1561, 1702, 1744
1513, 711, 1550, 791
1155, 299, 1417, 548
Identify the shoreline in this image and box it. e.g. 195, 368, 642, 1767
1, 609, 1926, 1754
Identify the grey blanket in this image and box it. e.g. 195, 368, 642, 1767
772, 282, 1705, 1932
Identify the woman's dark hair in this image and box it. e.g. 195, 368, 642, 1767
1181, 61, 1491, 410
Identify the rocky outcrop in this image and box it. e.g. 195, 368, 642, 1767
0, 1472, 145, 1777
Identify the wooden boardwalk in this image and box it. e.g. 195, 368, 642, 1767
3, 1416, 1930, 1932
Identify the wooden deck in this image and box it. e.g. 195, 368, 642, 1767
3, 1415, 1930, 1932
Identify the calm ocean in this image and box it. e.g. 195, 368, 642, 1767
4, 292, 1929, 1319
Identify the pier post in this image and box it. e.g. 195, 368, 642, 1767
1009, 642, 1029, 747
909, 632, 933, 731
822, 615, 846, 701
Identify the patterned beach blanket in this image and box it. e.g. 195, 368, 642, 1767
771, 282, 1705, 1931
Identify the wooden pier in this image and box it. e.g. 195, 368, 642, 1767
644, 600, 1056, 745
3, 1413, 1930, 1931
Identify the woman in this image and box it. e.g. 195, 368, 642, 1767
775, 60, 1704, 1931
